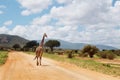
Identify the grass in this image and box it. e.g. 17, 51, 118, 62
0, 51, 8, 65
26, 52, 120, 77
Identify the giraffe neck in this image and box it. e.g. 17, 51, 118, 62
39, 36, 45, 47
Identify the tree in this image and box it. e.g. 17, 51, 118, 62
45, 40, 60, 52
24, 40, 39, 51
97, 50, 116, 60
24, 40, 39, 48
13, 44, 21, 50
82, 45, 99, 58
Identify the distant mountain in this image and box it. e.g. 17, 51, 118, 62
95, 45, 118, 50
45, 39, 118, 50
0, 34, 29, 48
57, 40, 85, 49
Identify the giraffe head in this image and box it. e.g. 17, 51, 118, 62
43, 33, 47, 38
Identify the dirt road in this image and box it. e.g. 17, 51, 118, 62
0, 52, 119, 80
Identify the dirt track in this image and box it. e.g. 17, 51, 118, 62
0, 52, 119, 80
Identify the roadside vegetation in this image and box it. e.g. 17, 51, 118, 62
26, 50, 120, 77
0, 51, 8, 65
44, 53, 120, 77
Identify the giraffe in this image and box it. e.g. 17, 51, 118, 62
34, 33, 47, 66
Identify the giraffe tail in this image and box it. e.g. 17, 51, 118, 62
33, 56, 37, 60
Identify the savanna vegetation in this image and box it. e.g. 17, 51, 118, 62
26, 50, 120, 77
0, 51, 8, 65
25, 43, 120, 77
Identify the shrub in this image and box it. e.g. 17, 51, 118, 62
66, 50, 74, 58
97, 51, 116, 60
82, 45, 99, 58
107, 52, 116, 60
97, 51, 107, 59
114, 50, 120, 56
68, 53, 73, 58
74, 50, 78, 53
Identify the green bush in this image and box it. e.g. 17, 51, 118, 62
97, 51, 116, 60
68, 53, 73, 58
0, 51, 8, 65
97, 51, 107, 59
114, 50, 120, 56
82, 45, 99, 58
66, 50, 74, 58
107, 52, 116, 60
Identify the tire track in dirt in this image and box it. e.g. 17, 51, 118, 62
0, 51, 119, 80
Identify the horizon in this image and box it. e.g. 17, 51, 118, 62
0, 0, 120, 48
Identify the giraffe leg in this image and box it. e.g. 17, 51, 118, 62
40, 51, 43, 66
37, 57, 39, 66
39, 57, 41, 65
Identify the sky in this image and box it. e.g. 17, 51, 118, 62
0, 0, 120, 48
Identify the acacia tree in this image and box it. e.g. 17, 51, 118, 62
25, 40, 38, 48
82, 45, 99, 58
13, 44, 21, 50
45, 40, 60, 52
24, 40, 39, 51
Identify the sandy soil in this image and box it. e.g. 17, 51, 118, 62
0, 51, 119, 80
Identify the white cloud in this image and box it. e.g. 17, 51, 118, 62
21, 10, 31, 16
9, 24, 54, 40
17, 0, 52, 16
0, 5, 6, 15
56, 0, 73, 4
0, 26, 9, 34
31, 14, 51, 25
114, 0, 120, 7
51, 0, 119, 27
3, 20, 13, 26
9, 25, 28, 38
51, 0, 100, 26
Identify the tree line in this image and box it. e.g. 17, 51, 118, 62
12, 39, 120, 60
12, 40, 60, 52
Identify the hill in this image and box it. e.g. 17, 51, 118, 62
0, 34, 29, 48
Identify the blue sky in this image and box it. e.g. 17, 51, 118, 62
112, 0, 120, 6
0, 0, 120, 48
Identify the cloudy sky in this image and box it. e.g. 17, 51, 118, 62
0, 0, 120, 48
